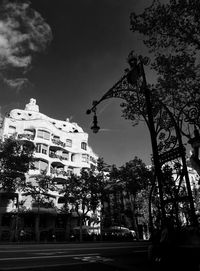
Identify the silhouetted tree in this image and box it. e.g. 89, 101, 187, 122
24, 171, 56, 242
61, 169, 100, 241
0, 137, 34, 241
0, 137, 34, 191
118, 156, 152, 238
126, 0, 200, 135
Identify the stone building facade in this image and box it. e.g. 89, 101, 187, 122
0, 99, 98, 241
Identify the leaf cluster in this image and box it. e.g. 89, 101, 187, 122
109, 156, 152, 195
125, 0, 200, 132
130, 0, 200, 52
61, 169, 101, 216
24, 171, 56, 207
0, 137, 34, 191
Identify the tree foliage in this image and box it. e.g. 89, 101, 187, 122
23, 171, 56, 242
105, 156, 153, 236
0, 137, 34, 192
24, 171, 56, 208
124, 1, 200, 226
61, 169, 102, 241
61, 169, 101, 220
130, 0, 200, 52
121, 0, 200, 135
119, 156, 152, 194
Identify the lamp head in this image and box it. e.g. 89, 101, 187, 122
91, 114, 100, 133
86, 109, 91, 115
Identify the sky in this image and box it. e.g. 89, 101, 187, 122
0, 0, 162, 167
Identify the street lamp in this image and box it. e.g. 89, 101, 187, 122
89, 102, 100, 134
86, 51, 198, 227
127, 53, 166, 225
87, 52, 166, 225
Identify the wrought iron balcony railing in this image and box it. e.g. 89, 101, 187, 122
52, 138, 66, 148
18, 134, 34, 140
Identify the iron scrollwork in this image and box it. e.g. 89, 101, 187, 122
86, 52, 198, 226
184, 103, 200, 125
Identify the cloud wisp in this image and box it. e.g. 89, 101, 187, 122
0, 0, 53, 90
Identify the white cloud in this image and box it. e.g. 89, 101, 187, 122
4, 78, 29, 91
0, 0, 53, 90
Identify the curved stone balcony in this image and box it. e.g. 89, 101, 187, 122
51, 138, 66, 148
49, 152, 68, 161
18, 133, 34, 140
50, 168, 69, 178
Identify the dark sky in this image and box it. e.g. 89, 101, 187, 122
1, 0, 157, 167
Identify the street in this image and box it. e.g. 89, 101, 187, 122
0, 241, 149, 271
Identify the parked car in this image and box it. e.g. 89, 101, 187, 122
102, 226, 137, 241
72, 225, 100, 241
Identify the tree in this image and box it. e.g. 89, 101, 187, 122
128, 0, 200, 136
95, 157, 111, 237
193, 179, 200, 218
119, 157, 150, 192
61, 169, 101, 241
119, 0, 200, 227
0, 137, 34, 191
0, 137, 34, 241
118, 156, 152, 238
118, 0, 200, 155
23, 171, 56, 242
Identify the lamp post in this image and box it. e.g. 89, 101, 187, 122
130, 55, 166, 225
87, 52, 197, 227
87, 53, 166, 225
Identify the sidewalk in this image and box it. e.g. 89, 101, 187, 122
0, 239, 150, 245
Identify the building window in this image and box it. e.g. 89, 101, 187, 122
37, 129, 50, 140
66, 139, 72, 147
62, 151, 69, 160
36, 143, 48, 155
18, 129, 35, 140
8, 126, 16, 136
82, 154, 89, 163
67, 169, 73, 176
81, 142, 87, 150
71, 154, 76, 162
52, 135, 60, 141
34, 160, 48, 172
24, 129, 34, 136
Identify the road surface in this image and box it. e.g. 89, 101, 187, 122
0, 241, 150, 271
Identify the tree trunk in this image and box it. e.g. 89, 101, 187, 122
129, 193, 139, 239
100, 204, 103, 241
65, 214, 71, 241
0, 214, 2, 241
148, 184, 155, 236
35, 199, 41, 242
10, 215, 16, 242
35, 213, 40, 242
79, 215, 83, 242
